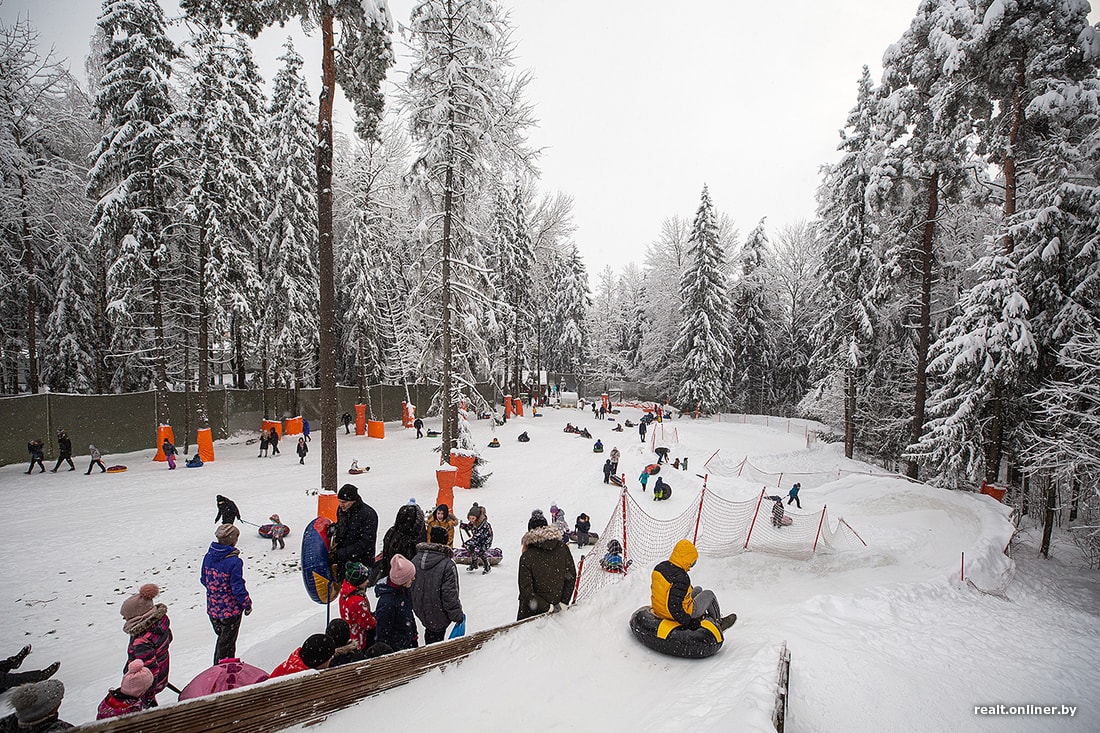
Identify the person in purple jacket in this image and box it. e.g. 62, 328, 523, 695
119, 582, 172, 708
201, 524, 253, 665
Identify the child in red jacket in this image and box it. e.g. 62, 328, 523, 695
338, 562, 377, 650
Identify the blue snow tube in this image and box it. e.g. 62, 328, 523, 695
628, 606, 724, 659
301, 517, 337, 604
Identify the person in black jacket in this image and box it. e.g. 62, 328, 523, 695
268, 428, 280, 456
330, 484, 378, 582
342, 412, 353, 435
376, 504, 427, 584
25, 439, 45, 474
517, 514, 577, 620
214, 495, 241, 525
51, 430, 75, 472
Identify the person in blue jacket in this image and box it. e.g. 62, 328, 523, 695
787, 482, 801, 509
374, 555, 418, 651
201, 524, 253, 664
303, 418, 311, 442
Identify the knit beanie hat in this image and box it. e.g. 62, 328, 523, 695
9, 680, 64, 725
528, 514, 548, 531
466, 502, 481, 520
337, 484, 360, 501
120, 659, 154, 698
389, 554, 416, 586
215, 523, 240, 546
299, 634, 335, 669
344, 561, 370, 587
269, 514, 281, 524
429, 526, 449, 545
325, 619, 351, 647
120, 584, 160, 623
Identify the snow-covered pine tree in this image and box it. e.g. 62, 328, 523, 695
543, 245, 590, 379
767, 221, 820, 415
637, 216, 690, 398
673, 185, 735, 414
586, 265, 631, 393
264, 40, 318, 415
181, 28, 266, 427
813, 66, 883, 457
403, 0, 533, 459
88, 0, 181, 422
730, 218, 779, 414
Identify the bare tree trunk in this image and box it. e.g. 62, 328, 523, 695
907, 170, 938, 479
233, 317, 245, 388
19, 176, 38, 393
844, 363, 855, 459
95, 255, 108, 394
197, 219, 211, 429
1039, 476, 1056, 558
317, 7, 339, 491
440, 159, 456, 461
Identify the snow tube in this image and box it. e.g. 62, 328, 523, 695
301, 517, 337, 604
453, 547, 504, 566
568, 531, 599, 544
628, 606, 723, 659
258, 523, 291, 539
348, 468, 368, 475
106, 465, 128, 473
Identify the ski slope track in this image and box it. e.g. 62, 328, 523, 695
1, 406, 1096, 732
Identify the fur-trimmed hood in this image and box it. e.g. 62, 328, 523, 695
521, 524, 564, 553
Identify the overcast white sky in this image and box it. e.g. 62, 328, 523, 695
4, 0, 1096, 275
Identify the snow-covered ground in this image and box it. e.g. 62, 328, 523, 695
1, 406, 1098, 732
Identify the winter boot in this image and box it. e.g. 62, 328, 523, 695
482, 558, 492, 574
718, 613, 737, 631
7, 644, 31, 668
467, 558, 479, 572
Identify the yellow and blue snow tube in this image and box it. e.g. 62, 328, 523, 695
301, 517, 338, 604
629, 606, 724, 659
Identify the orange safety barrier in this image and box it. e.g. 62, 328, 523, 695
402, 401, 414, 428
317, 493, 339, 523
601, 393, 610, 411
285, 416, 303, 436
197, 427, 215, 462
451, 453, 476, 490
262, 419, 282, 439
515, 398, 524, 417
367, 420, 385, 439
435, 466, 457, 511
354, 404, 366, 436
979, 480, 1008, 502
504, 395, 512, 419
154, 425, 175, 461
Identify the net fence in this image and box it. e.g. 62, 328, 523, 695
573, 485, 866, 604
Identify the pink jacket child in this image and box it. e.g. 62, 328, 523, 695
97, 659, 153, 719
119, 584, 172, 709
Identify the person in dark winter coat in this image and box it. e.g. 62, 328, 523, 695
257, 431, 269, 458
214, 495, 241, 525
96, 660, 153, 720
162, 439, 177, 470
651, 539, 735, 632
655, 446, 670, 464
413, 417, 424, 439
787, 482, 802, 508
338, 562, 377, 650
460, 504, 494, 574
186, 454, 203, 468
574, 513, 591, 547
85, 444, 106, 475
269, 634, 335, 678
771, 498, 786, 527
26, 439, 45, 474
0, 647, 59, 693
325, 619, 366, 667
302, 418, 311, 442
517, 514, 577, 620
652, 476, 672, 501
1, 680, 71, 732
119, 583, 172, 708
330, 484, 379, 579
602, 459, 614, 483
608, 447, 620, 474
411, 526, 464, 644
426, 504, 459, 547
376, 504, 427, 583
268, 427, 280, 455
374, 555, 419, 651
342, 412, 353, 434
201, 524, 253, 665
50, 431, 74, 472
296, 437, 308, 465
639, 420, 647, 443
600, 539, 631, 574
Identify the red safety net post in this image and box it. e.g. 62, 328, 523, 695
840, 518, 867, 546
354, 404, 366, 436
812, 505, 828, 553
571, 554, 585, 604
620, 488, 629, 560
776, 472, 783, 488
154, 425, 175, 462
744, 488, 766, 549
703, 448, 721, 470
960, 552, 965, 582
737, 456, 747, 477
692, 478, 707, 545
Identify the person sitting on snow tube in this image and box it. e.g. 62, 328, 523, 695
488, 437, 501, 448
652, 476, 672, 501
593, 439, 604, 453
517, 432, 530, 443
629, 539, 736, 659
186, 454, 203, 468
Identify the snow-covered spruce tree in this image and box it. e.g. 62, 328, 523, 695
910, 0, 1100, 486
403, 0, 534, 460
488, 180, 537, 397
813, 66, 883, 458
0, 19, 96, 393
586, 265, 631, 393
637, 216, 690, 398
768, 221, 820, 416
543, 244, 590, 380
673, 184, 735, 414
88, 0, 181, 421
878, 0, 985, 478
180, 28, 266, 427
730, 218, 778, 415
264, 40, 318, 415
183, 0, 393, 493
